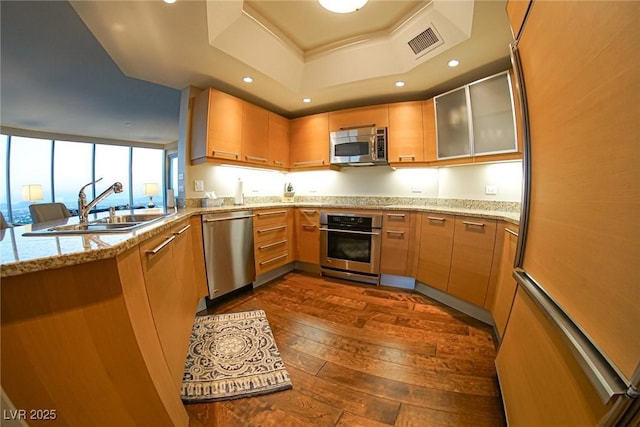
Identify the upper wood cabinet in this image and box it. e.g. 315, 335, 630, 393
241, 101, 269, 165
191, 88, 243, 163
290, 112, 329, 169
328, 104, 389, 131
422, 99, 437, 162
268, 112, 290, 169
506, 0, 531, 41
388, 101, 424, 164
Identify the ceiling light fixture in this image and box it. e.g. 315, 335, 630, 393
319, 0, 368, 14
163, 0, 176, 4
302, 98, 311, 103
395, 81, 406, 87
448, 59, 460, 67
243, 76, 253, 83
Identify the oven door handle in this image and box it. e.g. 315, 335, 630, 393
318, 227, 381, 236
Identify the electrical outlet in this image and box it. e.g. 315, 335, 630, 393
485, 184, 498, 195
194, 180, 204, 192
411, 185, 423, 193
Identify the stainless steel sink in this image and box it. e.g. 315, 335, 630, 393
23, 212, 175, 236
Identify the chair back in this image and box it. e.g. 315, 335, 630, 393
29, 203, 72, 224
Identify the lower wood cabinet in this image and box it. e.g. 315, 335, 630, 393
447, 216, 497, 306
254, 208, 294, 275
416, 213, 455, 291
496, 288, 610, 425
295, 208, 320, 264
380, 211, 417, 276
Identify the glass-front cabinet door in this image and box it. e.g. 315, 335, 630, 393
434, 87, 471, 159
435, 71, 517, 159
469, 72, 517, 155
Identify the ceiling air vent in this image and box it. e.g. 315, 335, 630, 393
407, 25, 443, 56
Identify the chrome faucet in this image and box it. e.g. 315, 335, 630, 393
78, 178, 124, 223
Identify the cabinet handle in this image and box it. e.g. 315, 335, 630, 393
273, 160, 284, 166
257, 210, 287, 217
173, 224, 191, 235
245, 155, 267, 163
505, 228, 519, 237
145, 235, 176, 256
462, 221, 485, 227
386, 213, 406, 218
427, 216, 446, 221
398, 155, 415, 161
212, 149, 239, 159
301, 209, 317, 214
293, 159, 325, 166
302, 224, 317, 230
339, 123, 375, 130
257, 225, 287, 233
386, 230, 405, 236
258, 239, 288, 250
259, 253, 288, 266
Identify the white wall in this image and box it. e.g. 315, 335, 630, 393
187, 161, 522, 202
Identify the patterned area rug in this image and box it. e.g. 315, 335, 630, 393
181, 309, 292, 403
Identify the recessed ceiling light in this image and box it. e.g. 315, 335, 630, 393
302, 98, 311, 103
448, 59, 460, 67
163, 0, 176, 4
243, 76, 253, 83
319, 0, 368, 13
395, 81, 406, 87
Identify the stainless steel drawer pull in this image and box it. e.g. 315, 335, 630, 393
427, 216, 446, 221
505, 228, 519, 237
398, 155, 415, 160
463, 221, 485, 227
146, 235, 176, 256
302, 224, 317, 230
258, 239, 288, 250
173, 224, 191, 235
212, 149, 239, 158
257, 225, 287, 233
301, 209, 317, 214
387, 213, 406, 218
260, 253, 288, 266
273, 160, 284, 166
386, 230, 405, 236
257, 210, 287, 217
293, 159, 325, 166
245, 155, 267, 163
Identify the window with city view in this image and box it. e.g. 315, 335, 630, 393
0, 134, 165, 224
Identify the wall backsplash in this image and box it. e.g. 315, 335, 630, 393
188, 161, 522, 203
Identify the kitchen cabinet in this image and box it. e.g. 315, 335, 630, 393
254, 208, 293, 275
447, 217, 497, 306
506, 0, 531, 41
268, 112, 290, 169
415, 213, 455, 292
191, 88, 243, 163
139, 218, 203, 392
496, 288, 610, 425
388, 101, 424, 164
290, 112, 330, 169
422, 99, 437, 162
241, 101, 269, 165
487, 223, 518, 339
328, 104, 389, 131
380, 211, 417, 276
294, 208, 320, 264
434, 72, 517, 161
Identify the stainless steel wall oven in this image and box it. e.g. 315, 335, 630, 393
319, 212, 382, 284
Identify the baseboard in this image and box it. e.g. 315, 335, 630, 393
414, 281, 495, 326
380, 274, 416, 290
254, 262, 295, 288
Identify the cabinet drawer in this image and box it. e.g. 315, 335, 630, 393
383, 211, 412, 229
253, 209, 290, 227
255, 249, 290, 275
255, 238, 289, 261
254, 224, 288, 244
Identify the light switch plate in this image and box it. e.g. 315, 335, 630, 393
194, 180, 204, 192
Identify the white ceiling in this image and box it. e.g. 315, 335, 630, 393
0, 0, 513, 145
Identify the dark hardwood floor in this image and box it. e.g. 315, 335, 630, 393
186, 272, 506, 427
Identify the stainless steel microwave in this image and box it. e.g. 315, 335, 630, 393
329, 127, 388, 166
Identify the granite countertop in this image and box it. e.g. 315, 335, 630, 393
1, 200, 520, 278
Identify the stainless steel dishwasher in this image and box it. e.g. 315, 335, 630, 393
202, 210, 256, 299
